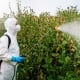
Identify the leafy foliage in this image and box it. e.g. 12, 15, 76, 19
14, 6, 80, 80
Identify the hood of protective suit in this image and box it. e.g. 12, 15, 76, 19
4, 17, 21, 35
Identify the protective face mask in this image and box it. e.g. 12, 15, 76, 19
15, 25, 21, 32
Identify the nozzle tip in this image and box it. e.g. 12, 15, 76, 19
54, 26, 58, 31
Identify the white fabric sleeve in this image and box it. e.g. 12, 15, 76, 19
0, 36, 12, 61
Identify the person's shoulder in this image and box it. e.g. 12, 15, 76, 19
0, 35, 8, 42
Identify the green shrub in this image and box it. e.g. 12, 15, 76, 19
15, 6, 80, 80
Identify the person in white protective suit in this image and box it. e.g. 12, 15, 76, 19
0, 17, 25, 80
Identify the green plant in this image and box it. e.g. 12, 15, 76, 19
13, 6, 80, 80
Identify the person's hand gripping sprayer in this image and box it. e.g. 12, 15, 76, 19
11, 56, 25, 63
0, 17, 25, 80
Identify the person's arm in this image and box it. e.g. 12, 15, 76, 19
0, 36, 12, 61
0, 36, 24, 63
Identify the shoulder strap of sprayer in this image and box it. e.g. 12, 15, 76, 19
0, 34, 11, 68
5, 34, 11, 49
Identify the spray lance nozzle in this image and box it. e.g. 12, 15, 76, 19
54, 26, 60, 31
54, 26, 62, 32
55, 26, 58, 30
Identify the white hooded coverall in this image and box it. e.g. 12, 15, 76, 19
0, 18, 21, 80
